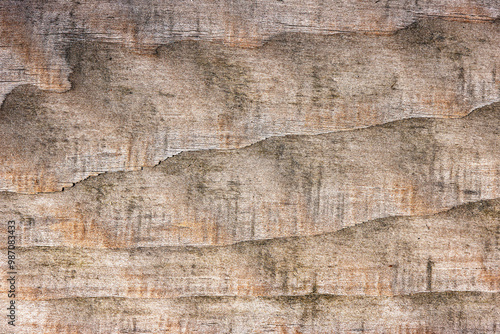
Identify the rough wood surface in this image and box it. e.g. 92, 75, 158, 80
1, 103, 499, 247
1, 0, 498, 95
5, 199, 499, 302
7, 293, 500, 333
1, 1, 500, 333
0, 19, 499, 193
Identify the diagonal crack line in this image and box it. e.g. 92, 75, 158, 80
4, 197, 500, 250
2, 98, 495, 196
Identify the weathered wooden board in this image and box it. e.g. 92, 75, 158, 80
1, 0, 499, 94
4, 293, 499, 333
4, 199, 499, 302
1, 103, 499, 247
1, 1, 499, 333
0, 19, 499, 193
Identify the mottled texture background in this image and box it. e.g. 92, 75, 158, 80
0, 0, 499, 333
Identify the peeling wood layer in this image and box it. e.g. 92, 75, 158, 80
4, 199, 499, 301
5, 293, 499, 333
0, 19, 499, 193
1, 103, 499, 247
0, 0, 498, 95
1, 1, 499, 332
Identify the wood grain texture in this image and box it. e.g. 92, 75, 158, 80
1, 0, 498, 96
1, 103, 499, 247
1, 1, 499, 333
6, 293, 500, 333
0, 19, 499, 193
4, 199, 499, 302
